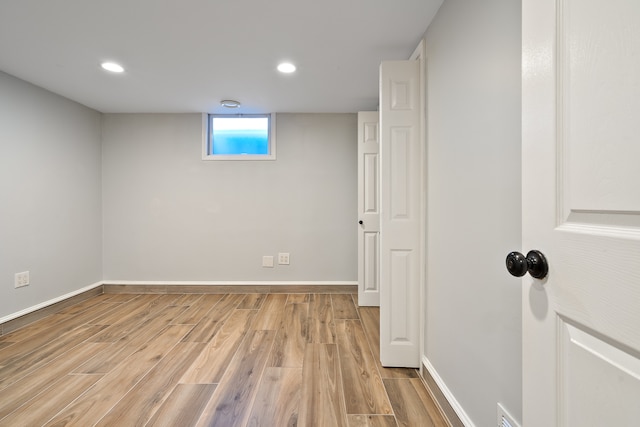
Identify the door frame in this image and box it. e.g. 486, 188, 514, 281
409, 40, 428, 375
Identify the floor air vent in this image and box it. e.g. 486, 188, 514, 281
500, 415, 514, 427
497, 403, 519, 427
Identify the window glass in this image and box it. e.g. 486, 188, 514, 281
204, 114, 275, 160
211, 116, 269, 155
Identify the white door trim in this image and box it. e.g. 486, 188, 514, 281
410, 39, 427, 375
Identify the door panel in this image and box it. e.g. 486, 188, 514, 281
389, 128, 411, 219
364, 154, 378, 214
362, 232, 378, 294
358, 112, 380, 306
389, 249, 412, 340
559, 320, 640, 426
379, 60, 421, 367
522, 0, 640, 424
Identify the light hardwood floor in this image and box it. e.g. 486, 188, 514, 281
0, 292, 447, 426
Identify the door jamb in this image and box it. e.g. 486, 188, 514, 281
409, 39, 427, 374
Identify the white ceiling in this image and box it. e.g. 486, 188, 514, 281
0, 0, 442, 114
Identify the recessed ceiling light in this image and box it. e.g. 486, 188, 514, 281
101, 62, 125, 73
277, 62, 296, 73
220, 99, 241, 108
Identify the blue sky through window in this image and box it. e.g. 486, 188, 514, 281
211, 116, 269, 155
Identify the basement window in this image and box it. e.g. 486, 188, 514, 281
202, 113, 276, 160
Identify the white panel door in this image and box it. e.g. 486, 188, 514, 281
379, 60, 421, 367
358, 111, 381, 307
522, 0, 640, 425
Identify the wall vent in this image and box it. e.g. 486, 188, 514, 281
500, 415, 513, 427
497, 403, 520, 427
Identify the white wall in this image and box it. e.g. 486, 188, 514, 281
0, 71, 102, 319
102, 113, 357, 282
423, 0, 522, 426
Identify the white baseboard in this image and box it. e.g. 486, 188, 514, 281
1, 280, 356, 330
0, 281, 103, 324
101, 280, 357, 286
422, 355, 475, 427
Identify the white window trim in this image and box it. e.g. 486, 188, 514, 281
201, 113, 276, 161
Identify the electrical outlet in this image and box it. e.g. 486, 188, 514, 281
262, 256, 274, 268
14, 271, 30, 288
278, 253, 290, 265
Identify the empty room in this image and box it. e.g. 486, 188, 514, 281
1, 0, 639, 426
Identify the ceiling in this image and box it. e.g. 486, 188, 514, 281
0, 0, 442, 114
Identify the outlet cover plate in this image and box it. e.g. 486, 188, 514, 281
15, 271, 30, 288
262, 256, 274, 268
278, 253, 290, 265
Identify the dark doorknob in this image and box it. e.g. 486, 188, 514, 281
358, 220, 363, 225
506, 250, 548, 279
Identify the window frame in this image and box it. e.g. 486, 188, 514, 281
201, 113, 276, 161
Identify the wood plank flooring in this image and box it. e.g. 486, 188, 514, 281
0, 292, 447, 426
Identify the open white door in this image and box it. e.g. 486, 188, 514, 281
379, 60, 421, 367
357, 111, 380, 307
522, 0, 640, 425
